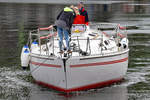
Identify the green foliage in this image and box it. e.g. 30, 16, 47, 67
18, 22, 26, 52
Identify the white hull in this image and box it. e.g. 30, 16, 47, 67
30, 49, 129, 92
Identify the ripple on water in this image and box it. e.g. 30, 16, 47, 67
0, 67, 34, 99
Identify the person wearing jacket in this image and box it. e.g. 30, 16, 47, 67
73, 7, 85, 24
55, 6, 76, 53
77, 2, 89, 25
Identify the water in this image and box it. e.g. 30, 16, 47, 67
1, 0, 150, 100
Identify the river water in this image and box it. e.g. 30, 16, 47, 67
0, 1, 150, 100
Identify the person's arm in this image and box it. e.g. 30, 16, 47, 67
68, 12, 76, 34
39, 25, 53, 30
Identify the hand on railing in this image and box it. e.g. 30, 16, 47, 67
118, 24, 126, 30
39, 25, 53, 31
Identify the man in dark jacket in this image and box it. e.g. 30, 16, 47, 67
55, 6, 75, 53
77, 2, 89, 25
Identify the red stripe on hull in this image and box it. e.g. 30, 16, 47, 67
31, 61, 61, 68
35, 78, 123, 93
70, 57, 128, 68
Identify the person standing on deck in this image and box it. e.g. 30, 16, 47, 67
73, 7, 85, 24
55, 6, 76, 53
77, 2, 89, 26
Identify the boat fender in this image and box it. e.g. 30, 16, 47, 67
31, 41, 39, 52
21, 45, 30, 69
120, 38, 129, 49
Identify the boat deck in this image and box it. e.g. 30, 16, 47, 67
31, 29, 121, 58
30, 23, 128, 58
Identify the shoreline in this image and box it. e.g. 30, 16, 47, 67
0, 0, 129, 4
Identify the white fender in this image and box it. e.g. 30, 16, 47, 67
31, 41, 39, 52
120, 38, 129, 48
21, 45, 30, 68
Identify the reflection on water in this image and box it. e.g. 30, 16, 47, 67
1, 0, 150, 100
29, 86, 127, 100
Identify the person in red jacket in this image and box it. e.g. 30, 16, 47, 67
77, 2, 89, 25
73, 7, 85, 24
72, 6, 89, 33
